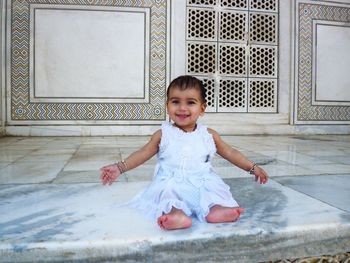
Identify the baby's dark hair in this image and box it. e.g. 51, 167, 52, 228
167, 75, 206, 103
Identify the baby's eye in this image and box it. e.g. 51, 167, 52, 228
171, 100, 179, 104
188, 101, 196, 105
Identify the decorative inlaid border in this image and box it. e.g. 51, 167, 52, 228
8, 0, 168, 123
293, 0, 350, 124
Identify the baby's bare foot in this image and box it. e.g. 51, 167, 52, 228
157, 208, 192, 230
206, 206, 244, 223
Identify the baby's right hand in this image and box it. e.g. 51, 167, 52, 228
100, 164, 121, 186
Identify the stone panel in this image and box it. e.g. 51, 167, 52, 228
31, 6, 149, 103
313, 20, 350, 105
293, 0, 350, 124
0, 0, 4, 135
8, 0, 169, 123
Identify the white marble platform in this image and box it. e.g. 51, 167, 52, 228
0, 135, 350, 262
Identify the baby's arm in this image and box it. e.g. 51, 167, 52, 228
208, 128, 268, 184
100, 130, 161, 185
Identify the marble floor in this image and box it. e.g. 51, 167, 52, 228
0, 134, 350, 262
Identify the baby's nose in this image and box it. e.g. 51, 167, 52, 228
179, 103, 187, 110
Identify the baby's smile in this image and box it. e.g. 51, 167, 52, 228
176, 113, 190, 120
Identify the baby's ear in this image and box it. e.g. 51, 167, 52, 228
200, 103, 207, 115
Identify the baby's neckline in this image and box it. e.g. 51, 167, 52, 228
171, 123, 198, 134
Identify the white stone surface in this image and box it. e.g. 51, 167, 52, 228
279, 0, 292, 115
313, 21, 350, 104
31, 5, 149, 103
275, 174, 350, 212
0, 135, 350, 261
0, 179, 349, 262
0, 0, 5, 136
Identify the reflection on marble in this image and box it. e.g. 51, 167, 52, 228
20, 153, 73, 162
298, 149, 348, 157
258, 151, 336, 165
261, 163, 322, 177
0, 163, 10, 170
300, 163, 350, 175
53, 171, 101, 184
275, 174, 350, 213
316, 155, 350, 165
0, 161, 67, 184
63, 146, 120, 171
63, 158, 118, 172
0, 152, 25, 163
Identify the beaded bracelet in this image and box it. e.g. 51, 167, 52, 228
115, 160, 128, 174
249, 163, 257, 175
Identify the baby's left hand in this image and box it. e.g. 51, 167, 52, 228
253, 166, 268, 184
100, 164, 122, 186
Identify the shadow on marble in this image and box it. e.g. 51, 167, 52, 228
0, 178, 349, 262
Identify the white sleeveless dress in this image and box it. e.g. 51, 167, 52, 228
128, 122, 239, 222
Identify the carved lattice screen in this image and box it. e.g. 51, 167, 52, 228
186, 0, 278, 113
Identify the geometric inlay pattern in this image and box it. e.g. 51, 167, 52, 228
294, 1, 350, 123
10, 0, 168, 121
186, 0, 278, 113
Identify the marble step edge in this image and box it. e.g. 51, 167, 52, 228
1, 222, 350, 263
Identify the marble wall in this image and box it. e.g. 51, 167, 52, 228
5, 0, 170, 135
292, 0, 350, 124
0, 0, 4, 136
1, 0, 350, 136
